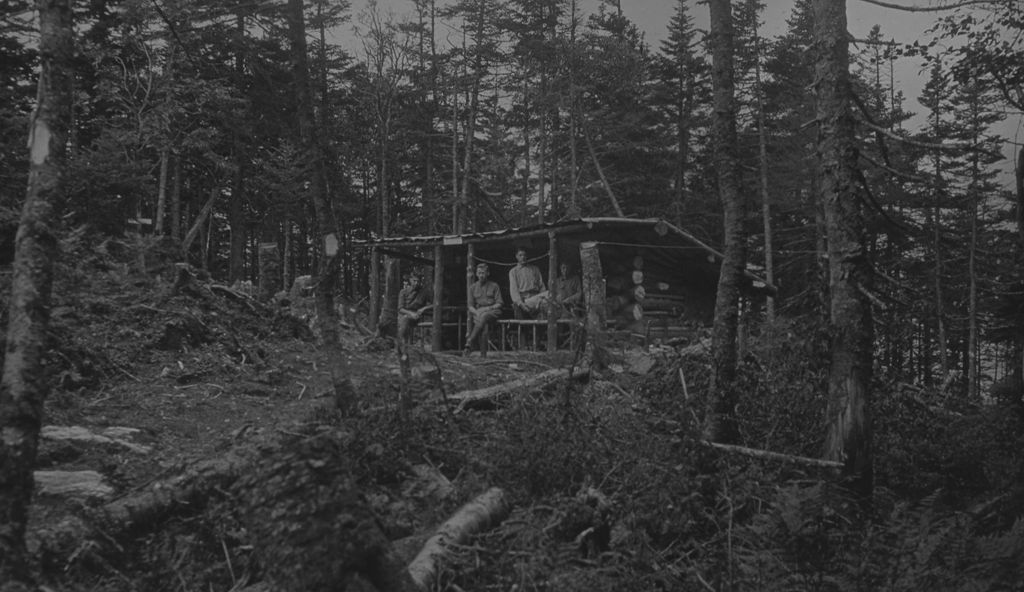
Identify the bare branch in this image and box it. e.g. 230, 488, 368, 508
855, 0, 1001, 12
858, 284, 891, 311
858, 118, 1003, 159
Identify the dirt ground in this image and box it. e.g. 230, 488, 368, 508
15, 236, 686, 591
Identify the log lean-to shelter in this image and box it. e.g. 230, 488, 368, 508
359, 217, 775, 352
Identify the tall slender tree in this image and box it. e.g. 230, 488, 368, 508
287, 0, 339, 344
0, 0, 74, 585
814, 0, 873, 495
705, 0, 746, 444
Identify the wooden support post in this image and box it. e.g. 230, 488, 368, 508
465, 244, 475, 348
257, 242, 281, 302
546, 232, 558, 352
380, 256, 401, 336
432, 245, 444, 352
580, 241, 607, 368
369, 246, 381, 332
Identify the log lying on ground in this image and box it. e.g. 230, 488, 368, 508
98, 448, 254, 531
449, 367, 589, 411
704, 441, 843, 470
35, 470, 114, 499
643, 416, 842, 471
407, 487, 511, 591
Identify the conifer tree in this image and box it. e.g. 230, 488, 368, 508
652, 0, 710, 227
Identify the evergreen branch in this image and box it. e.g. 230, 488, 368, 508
853, 160, 916, 235
148, 0, 201, 71
859, 152, 931, 183
850, 92, 895, 168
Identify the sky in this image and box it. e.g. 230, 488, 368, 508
340, 0, 1021, 188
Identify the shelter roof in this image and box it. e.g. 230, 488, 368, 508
356, 217, 774, 294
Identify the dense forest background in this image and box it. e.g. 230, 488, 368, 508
3, 0, 1022, 395
2, 1, 1024, 590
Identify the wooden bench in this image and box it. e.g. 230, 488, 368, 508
410, 308, 467, 350
497, 318, 575, 351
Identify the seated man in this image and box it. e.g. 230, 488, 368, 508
397, 272, 433, 344
553, 262, 583, 317
465, 263, 503, 356
508, 247, 549, 318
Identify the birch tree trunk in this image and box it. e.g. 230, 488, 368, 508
705, 0, 746, 444
0, 0, 73, 584
814, 0, 873, 497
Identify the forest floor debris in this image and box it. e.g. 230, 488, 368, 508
4, 235, 1024, 591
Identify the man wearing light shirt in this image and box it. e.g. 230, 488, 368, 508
508, 247, 549, 318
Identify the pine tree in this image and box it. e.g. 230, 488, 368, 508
652, 0, 710, 227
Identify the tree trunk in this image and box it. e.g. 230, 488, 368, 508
580, 242, 608, 369
170, 154, 182, 242
538, 88, 547, 224
753, 27, 774, 323
522, 76, 531, 226
287, 0, 338, 345
1016, 148, 1024, 396
450, 82, 460, 232
814, 0, 873, 497
182, 186, 217, 258
673, 76, 694, 227
459, 26, 482, 233
258, 242, 281, 303
546, 234, 558, 352
0, 0, 73, 584
369, 247, 382, 332
930, 97, 949, 381
155, 147, 169, 235
431, 245, 444, 352
968, 162, 980, 400
229, 157, 247, 284
566, 0, 580, 217
379, 257, 401, 337
705, 0, 746, 444
581, 119, 624, 217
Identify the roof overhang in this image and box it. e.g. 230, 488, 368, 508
355, 217, 776, 295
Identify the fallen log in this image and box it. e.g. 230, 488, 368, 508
449, 366, 589, 412
703, 441, 843, 470
98, 448, 255, 531
407, 487, 511, 591
35, 470, 114, 499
